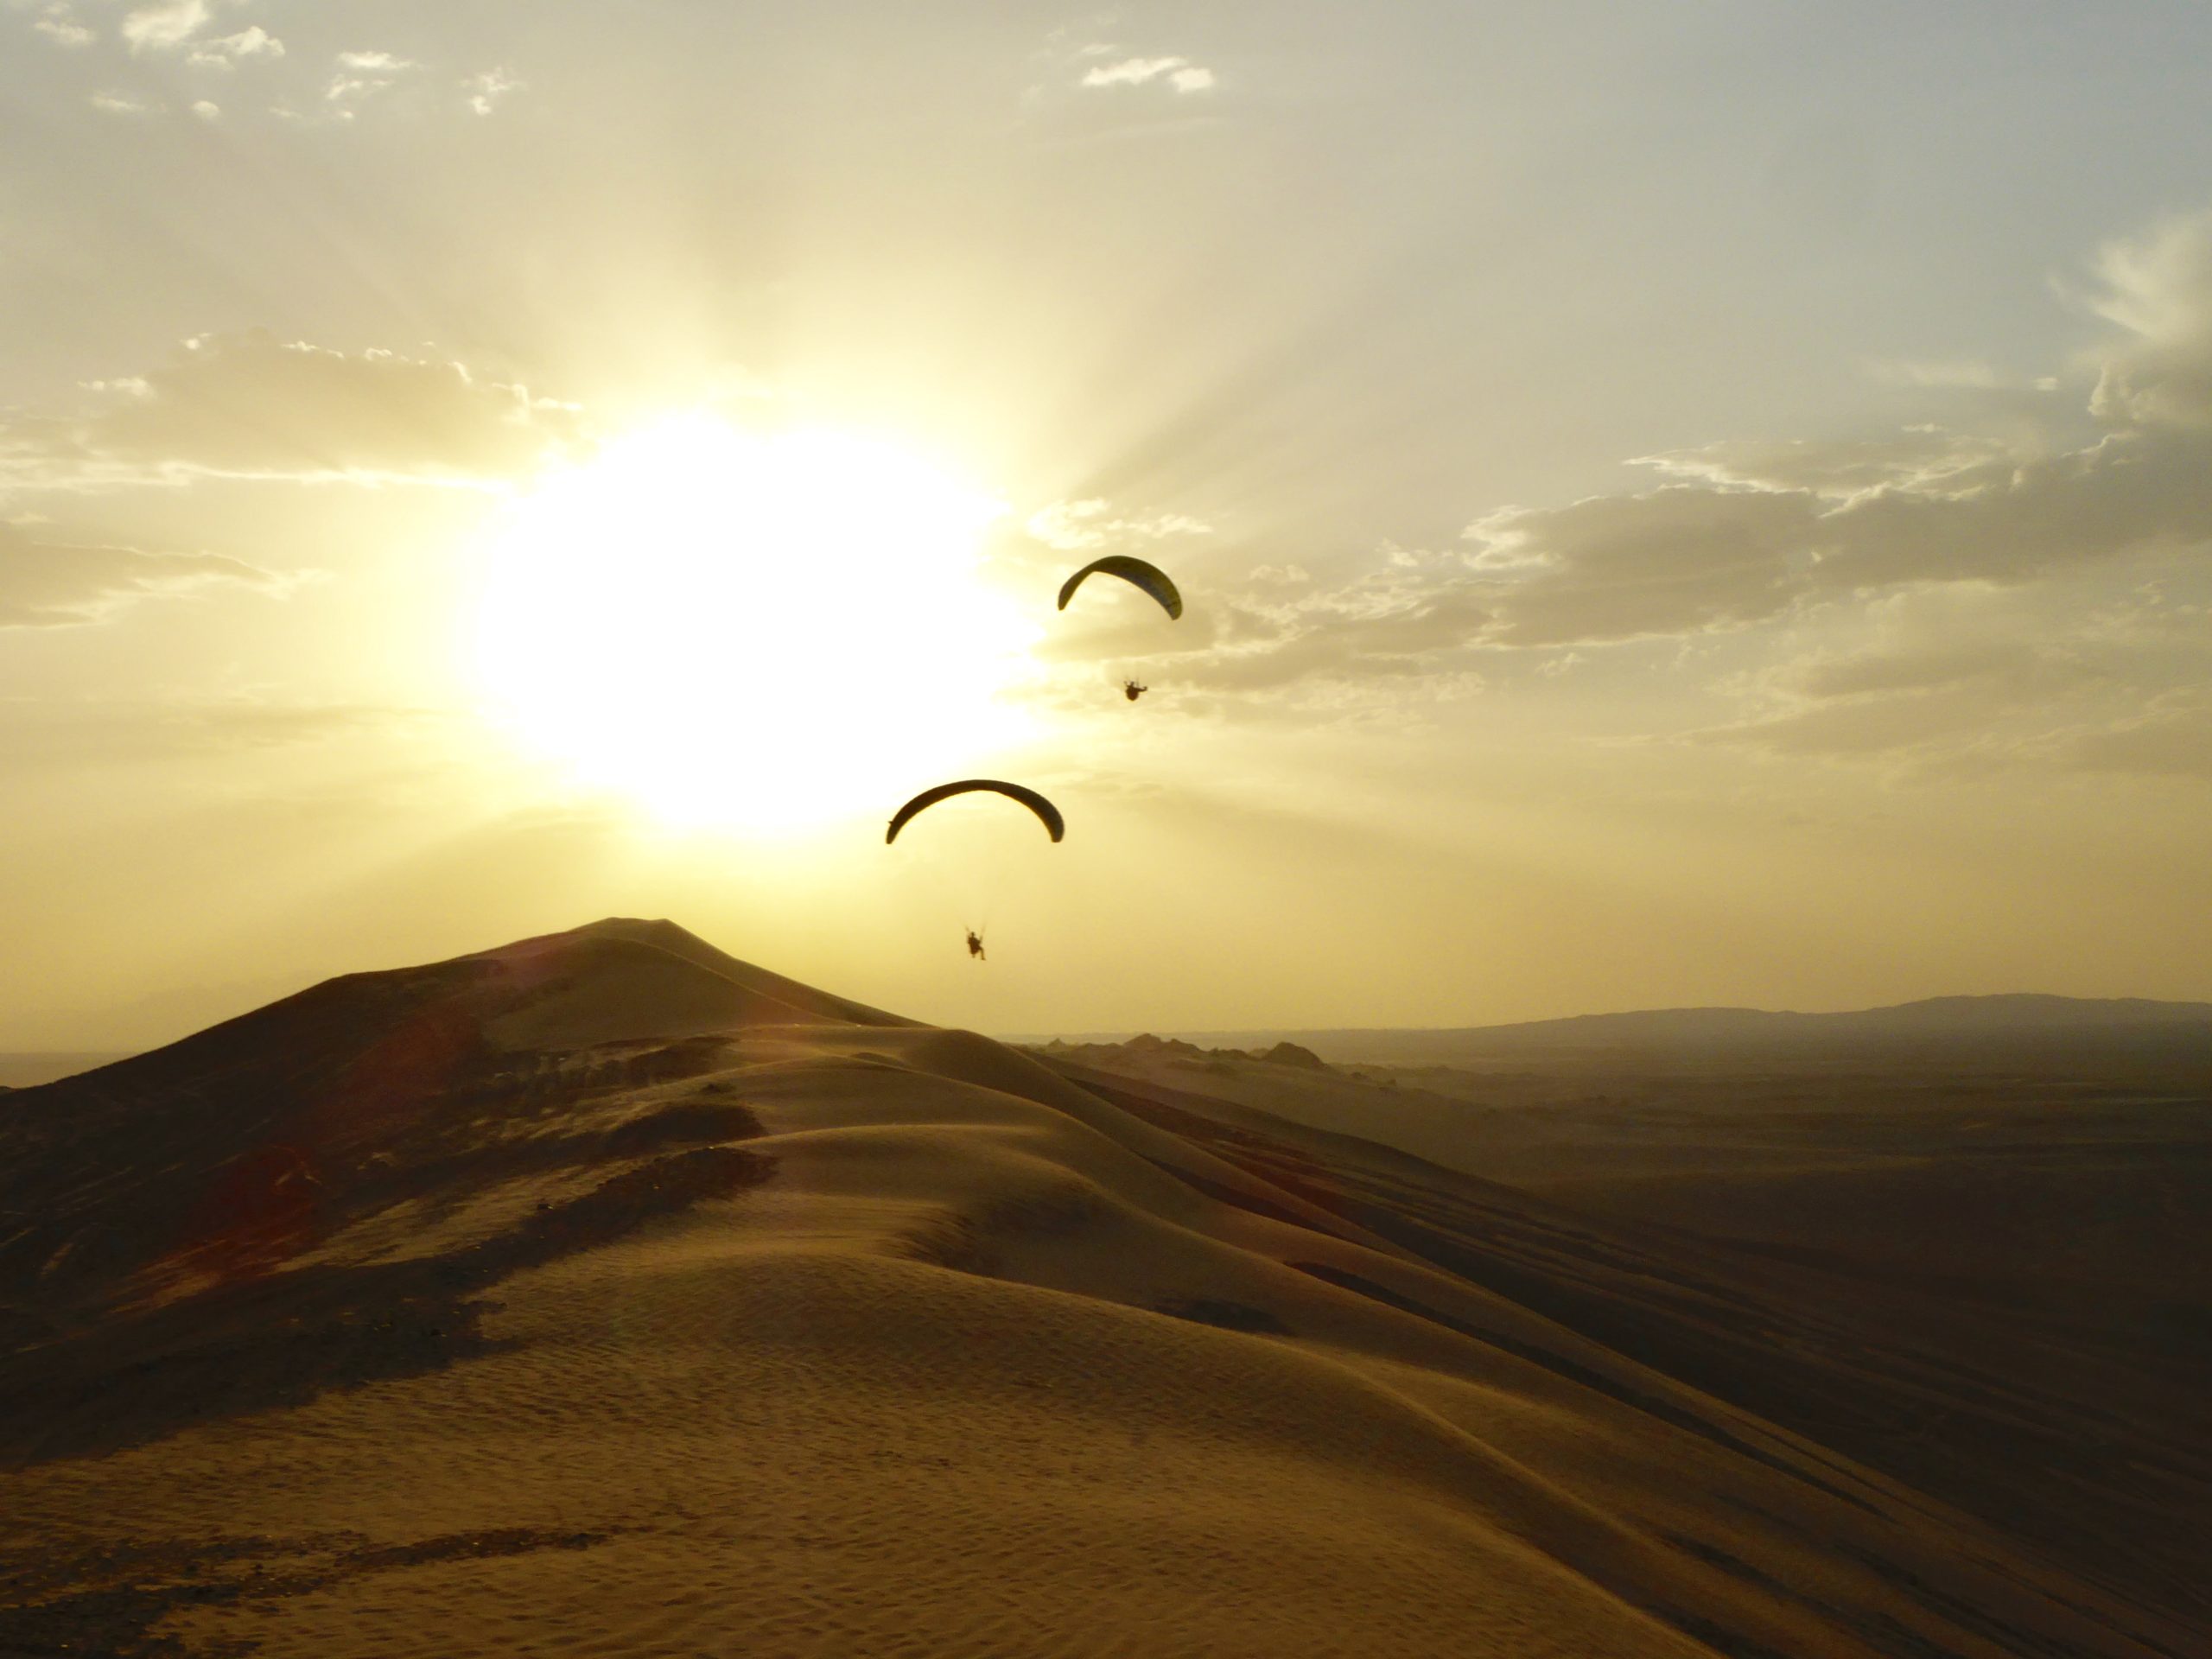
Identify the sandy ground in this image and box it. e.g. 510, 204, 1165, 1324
2, 921, 2201, 1656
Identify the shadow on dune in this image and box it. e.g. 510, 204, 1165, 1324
0, 1137, 774, 1467
0, 1526, 619, 1659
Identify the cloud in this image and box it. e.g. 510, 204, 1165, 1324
1697, 637, 2112, 761
121, 0, 208, 53
1867, 358, 2007, 390
89, 91, 159, 117
1670, 591, 2212, 791
0, 523, 291, 627
335, 49, 416, 73
1470, 418, 2212, 651
191, 99, 220, 121
0, 691, 446, 767
1062, 205, 2212, 728
1183, 588, 1491, 695
1080, 55, 1217, 93
2085, 209, 2212, 429
1039, 543, 1492, 706
31, 6, 93, 48
1637, 428, 2017, 499
1702, 626, 2205, 804
1402, 211, 2212, 650
325, 48, 419, 111
1788, 639, 2103, 702
188, 25, 281, 67
1464, 486, 1817, 646
1051, 198, 2212, 715
2044, 694, 2212, 782
0, 330, 581, 486
1026, 497, 1212, 551
462, 67, 522, 117
1700, 688, 2000, 760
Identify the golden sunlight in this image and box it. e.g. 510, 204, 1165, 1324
473, 415, 1033, 830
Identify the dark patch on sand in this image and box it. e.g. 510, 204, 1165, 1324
1154, 1297, 1293, 1335
0, 1527, 617, 1658
0, 1145, 775, 1468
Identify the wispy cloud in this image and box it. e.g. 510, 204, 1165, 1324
1638, 429, 2018, 500
2044, 693, 2212, 782
324, 48, 419, 112
31, 5, 93, 48
1080, 54, 1217, 94
1452, 213, 2212, 650
335, 49, 416, 73
0, 524, 293, 628
88, 91, 159, 117
188, 25, 282, 68
1863, 356, 2063, 392
1037, 540, 1492, 708
1040, 210, 2212, 729
1685, 619, 2212, 790
462, 67, 521, 117
1696, 636, 2111, 760
2085, 208, 2212, 429
1027, 498, 1211, 551
120, 0, 209, 54
0, 330, 581, 487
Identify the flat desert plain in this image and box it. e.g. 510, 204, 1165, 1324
3, 921, 2203, 1656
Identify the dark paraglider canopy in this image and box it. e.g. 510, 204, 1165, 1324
886, 779, 1066, 844
1057, 556, 1184, 620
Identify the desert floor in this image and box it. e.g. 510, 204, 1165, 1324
3, 921, 2202, 1656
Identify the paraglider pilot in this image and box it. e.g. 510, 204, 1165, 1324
966, 929, 987, 961
1123, 679, 1147, 702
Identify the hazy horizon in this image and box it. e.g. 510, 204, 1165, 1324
7, 912, 2211, 1078
7, 2, 2212, 1047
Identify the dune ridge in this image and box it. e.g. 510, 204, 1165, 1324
1, 921, 2198, 1656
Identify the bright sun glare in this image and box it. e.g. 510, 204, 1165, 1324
474, 416, 1034, 831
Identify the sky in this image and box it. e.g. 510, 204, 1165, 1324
4, 0, 2211, 1048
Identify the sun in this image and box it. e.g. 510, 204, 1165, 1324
473, 415, 1036, 830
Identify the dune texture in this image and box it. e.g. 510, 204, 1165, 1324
2, 922, 2200, 1656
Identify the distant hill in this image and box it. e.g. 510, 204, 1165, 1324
1021, 994, 2212, 1071
0, 1053, 130, 1090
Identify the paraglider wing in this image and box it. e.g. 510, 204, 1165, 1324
1056, 556, 1183, 620
886, 779, 1066, 844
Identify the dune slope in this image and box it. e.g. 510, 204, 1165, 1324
0, 922, 2196, 1657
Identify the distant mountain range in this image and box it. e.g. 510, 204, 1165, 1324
1021, 994, 2212, 1069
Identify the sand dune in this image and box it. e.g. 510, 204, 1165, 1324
2, 923, 2199, 1656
